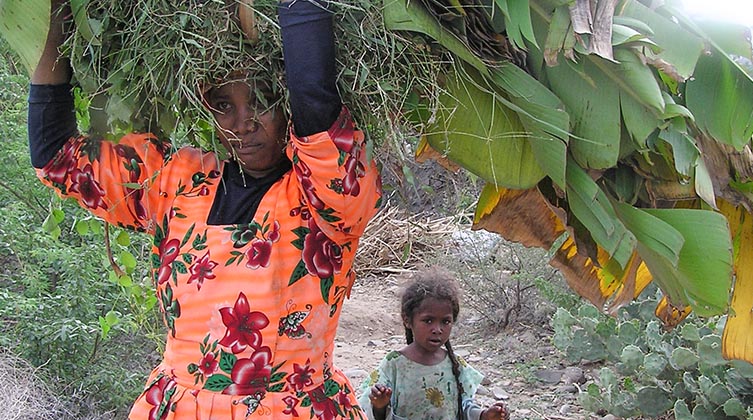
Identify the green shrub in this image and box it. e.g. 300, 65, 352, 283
553, 292, 753, 419
0, 39, 163, 417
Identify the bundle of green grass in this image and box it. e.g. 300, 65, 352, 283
64, 0, 446, 152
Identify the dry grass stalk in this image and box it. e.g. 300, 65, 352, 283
355, 203, 472, 277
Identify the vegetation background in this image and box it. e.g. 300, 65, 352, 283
2, 13, 753, 420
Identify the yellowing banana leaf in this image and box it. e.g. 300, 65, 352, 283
415, 136, 462, 173
473, 184, 565, 248
654, 296, 692, 329
0, 0, 49, 75
566, 159, 636, 269
424, 66, 545, 189
719, 200, 753, 361
635, 208, 732, 317
550, 237, 650, 312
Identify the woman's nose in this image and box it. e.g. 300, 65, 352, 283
233, 107, 258, 134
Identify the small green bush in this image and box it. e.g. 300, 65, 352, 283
553, 291, 753, 419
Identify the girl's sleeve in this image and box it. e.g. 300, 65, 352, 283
34, 132, 173, 233
458, 356, 486, 420
357, 352, 401, 420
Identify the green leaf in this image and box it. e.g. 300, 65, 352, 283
288, 260, 308, 286
669, 347, 698, 370
495, 0, 538, 50
686, 52, 753, 150
98, 315, 111, 339
722, 398, 746, 417
203, 374, 232, 392
566, 161, 636, 269
74, 219, 90, 236
619, 345, 644, 372
71, 0, 102, 46
619, 0, 704, 80
116, 230, 130, 246
643, 352, 667, 377
320, 276, 333, 304
488, 64, 569, 188
546, 58, 621, 169
425, 65, 545, 189
637, 209, 732, 316
0, 0, 49, 75
383, 0, 488, 74
613, 202, 685, 269
120, 251, 137, 271
105, 310, 118, 326
219, 351, 237, 374
635, 386, 673, 417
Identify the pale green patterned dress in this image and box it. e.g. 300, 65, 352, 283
358, 350, 485, 420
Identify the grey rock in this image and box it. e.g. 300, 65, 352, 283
534, 368, 564, 384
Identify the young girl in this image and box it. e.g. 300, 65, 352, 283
358, 267, 510, 420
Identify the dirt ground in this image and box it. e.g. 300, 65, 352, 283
334, 275, 593, 420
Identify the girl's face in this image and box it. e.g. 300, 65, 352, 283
405, 297, 455, 356
207, 80, 287, 178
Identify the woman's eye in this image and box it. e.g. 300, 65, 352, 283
212, 102, 231, 112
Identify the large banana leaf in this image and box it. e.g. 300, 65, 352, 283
0, 0, 49, 75
423, 65, 546, 189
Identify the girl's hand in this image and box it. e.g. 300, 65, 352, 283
368, 384, 392, 409
481, 402, 509, 420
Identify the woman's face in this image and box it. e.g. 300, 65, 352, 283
207, 80, 287, 178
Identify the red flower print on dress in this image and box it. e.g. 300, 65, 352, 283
245, 221, 280, 269
156, 238, 180, 285
224, 346, 273, 395
336, 390, 353, 411
342, 152, 366, 196
329, 107, 356, 154
144, 375, 177, 420
42, 140, 78, 185
309, 385, 338, 420
295, 159, 326, 210
302, 218, 342, 279
282, 395, 300, 417
286, 358, 315, 392
188, 251, 218, 290
246, 239, 272, 269
198, 352, 219, 376
219, 292, 270, 354
68, 163, 108, 210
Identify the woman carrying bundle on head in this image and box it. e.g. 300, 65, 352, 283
27, 0, 381, 418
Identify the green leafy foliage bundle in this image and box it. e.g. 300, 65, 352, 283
65, 0, 445, 151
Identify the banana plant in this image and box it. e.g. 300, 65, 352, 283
385, 0, 753, 363
3, 0, 753, 363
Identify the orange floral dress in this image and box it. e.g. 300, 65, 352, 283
36, 108, 382, 420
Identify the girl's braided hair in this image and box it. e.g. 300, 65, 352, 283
400, 266, 464, 419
